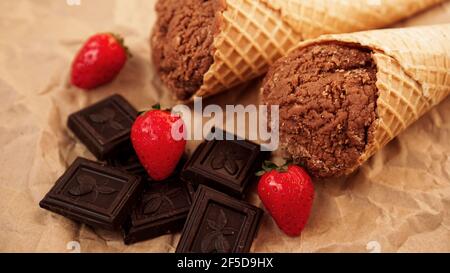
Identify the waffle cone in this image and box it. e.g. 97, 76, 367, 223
261, 0, 445, 39
192, 0, 445, 101
294, 24, 450, 175
194, 0, 302, 99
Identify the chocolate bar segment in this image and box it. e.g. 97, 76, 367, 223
68, 94, 138, 160
39, 157, 143, 230
123, 176, 194, 245
181, 130, 268, 198
176, 185, 262, 253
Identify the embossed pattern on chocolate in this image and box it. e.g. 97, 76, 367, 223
68, 95, 138, 160
181, 130, 268, 198
123, 176, 194, 245
209, 143, 245, 176
200, 209, 239, 252
68, 173, 118, 205
176, 185, 262, 253
39, 157, 143, 230
140, 185, 181, 215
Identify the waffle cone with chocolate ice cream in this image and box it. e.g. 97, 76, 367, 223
151, 0, 444, 102
262, 24, 450, 178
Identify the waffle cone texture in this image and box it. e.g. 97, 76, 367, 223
260, 0, 444, 39
285, 24, 450, 175
181, 0, 445, 101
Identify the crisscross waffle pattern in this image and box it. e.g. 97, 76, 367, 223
197, 0, 302, 98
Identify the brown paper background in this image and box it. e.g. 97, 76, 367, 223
0, 0, 449, 253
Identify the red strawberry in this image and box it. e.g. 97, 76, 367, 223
257, 162, 314, 236
71, 33, 129, 90
131, 105, 186, 181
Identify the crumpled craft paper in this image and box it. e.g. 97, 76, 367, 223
0, 0, 449, 253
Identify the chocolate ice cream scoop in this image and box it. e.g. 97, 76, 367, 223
262, 25, 450, 179
151, 0, 225, 101
262, 43, 379, 178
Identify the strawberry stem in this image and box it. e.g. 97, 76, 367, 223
109, 32, 132, 58
138, 103, 173, 116
256, 160, 291, 176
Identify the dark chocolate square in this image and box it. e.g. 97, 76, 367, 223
39, 157, 143, 230
123, 176, 195, 245
181, 130, 268, 198
176, 185, 262, 253
68, 95, 138, 160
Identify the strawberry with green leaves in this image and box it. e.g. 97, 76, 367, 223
257, 161, 315, 236
71, 33, 130, 90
